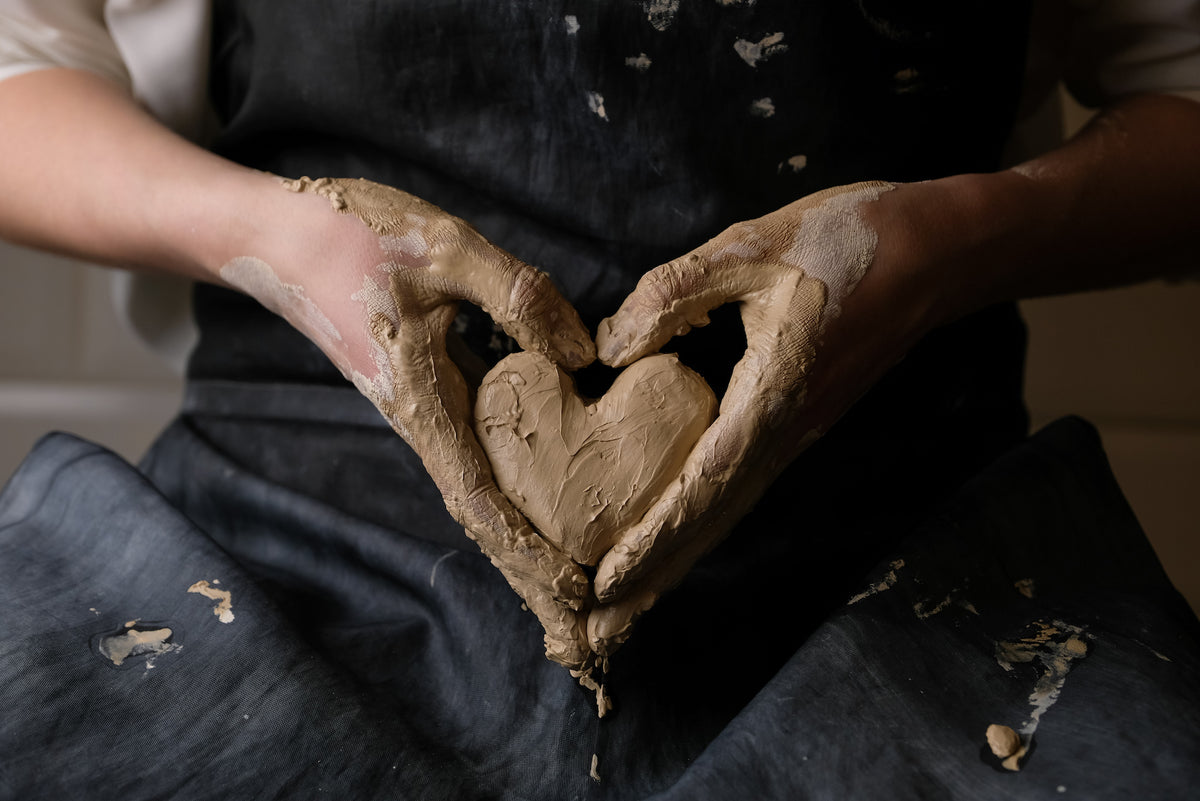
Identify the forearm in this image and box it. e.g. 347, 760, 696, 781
0, 68, 282, 281
906, 93, 1200, 327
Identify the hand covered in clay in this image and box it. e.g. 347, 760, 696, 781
218, 176, 596, 668
588, 181, 940, 656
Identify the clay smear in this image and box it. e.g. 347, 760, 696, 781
991, 619, 1091, 770
188, 580, 235, 623
99, 627, 179, 667
848, 559, 905, 605
734, 32, 788, 67
476, 352, 717, 565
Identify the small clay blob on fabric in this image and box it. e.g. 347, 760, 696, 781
475, 352, 717, 566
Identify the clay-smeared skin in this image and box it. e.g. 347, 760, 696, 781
239, 177, 597, 668
587, 182, 894, 656
225, 177, 890, 676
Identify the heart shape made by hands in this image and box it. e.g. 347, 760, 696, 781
475, 351, 717, 566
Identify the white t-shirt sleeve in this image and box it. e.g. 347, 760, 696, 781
0, 0, 211, 139
0, 0, 207, 373
0, 1, 130, 88
1061, 0, 1200, 106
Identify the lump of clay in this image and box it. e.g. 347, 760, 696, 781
475, 352, 717, 566
986, 723, 1027, 771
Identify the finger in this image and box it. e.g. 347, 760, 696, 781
424, 236, 596, 370
452, 483, 592, 611
385, 308, 591, 610
590, 413, 757, 602
587, 588, 657, 658
294, 176, 595, 369
524, 588, 591, 669
597, 244, 782, 366
587, 510, 734, 657
593, 276, 827, 602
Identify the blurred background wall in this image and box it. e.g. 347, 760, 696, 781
0, 90, 1195, 615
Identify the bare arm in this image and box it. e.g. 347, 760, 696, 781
0, 68, 264, 280
906, 93, 1200, 324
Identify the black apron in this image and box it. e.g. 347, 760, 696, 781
2, 3, 1198, 799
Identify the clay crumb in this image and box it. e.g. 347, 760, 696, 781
589, 753, 601, 782
1014, 578, 1035, 599
188, 580, 235, 623
986, 723, 1027, 771
572, 667, 613, 718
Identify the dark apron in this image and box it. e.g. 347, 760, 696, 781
2, 3, 1198, 799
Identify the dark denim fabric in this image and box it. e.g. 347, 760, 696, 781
2, 412, 1197, 799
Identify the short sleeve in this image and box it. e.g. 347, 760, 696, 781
1061, 0, 1200, 107
0, 0, 211, 140
0, 1, 131, 89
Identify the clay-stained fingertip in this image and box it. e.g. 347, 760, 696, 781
550, 562, 591, 610
586, 607, 634, 659
556, 334, 597, 371
595, 317, 637, 367
591, 560, 628, 604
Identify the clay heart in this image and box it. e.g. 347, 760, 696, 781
474, 351, 717, 566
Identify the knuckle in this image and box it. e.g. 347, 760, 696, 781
505, 264, 554, 320
640, 255, 706, 308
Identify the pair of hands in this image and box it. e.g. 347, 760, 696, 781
220, 175, 941, 671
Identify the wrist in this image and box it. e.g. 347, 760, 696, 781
878, 171, 1053, 329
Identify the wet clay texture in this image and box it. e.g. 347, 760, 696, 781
475, 352, 717, 566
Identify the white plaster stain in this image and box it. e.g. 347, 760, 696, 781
188, 579, 235, 623
783, 182, 894, 323
430, 550, 458, 588
734, 32, 788, 68
220, 256, 344, 361
848, 559, 905, 605
643, 0, 680, 32
587, 91, 609, 121
749, 97, 776, 118
625, 53, 652, 71
564, 15, 580, 35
